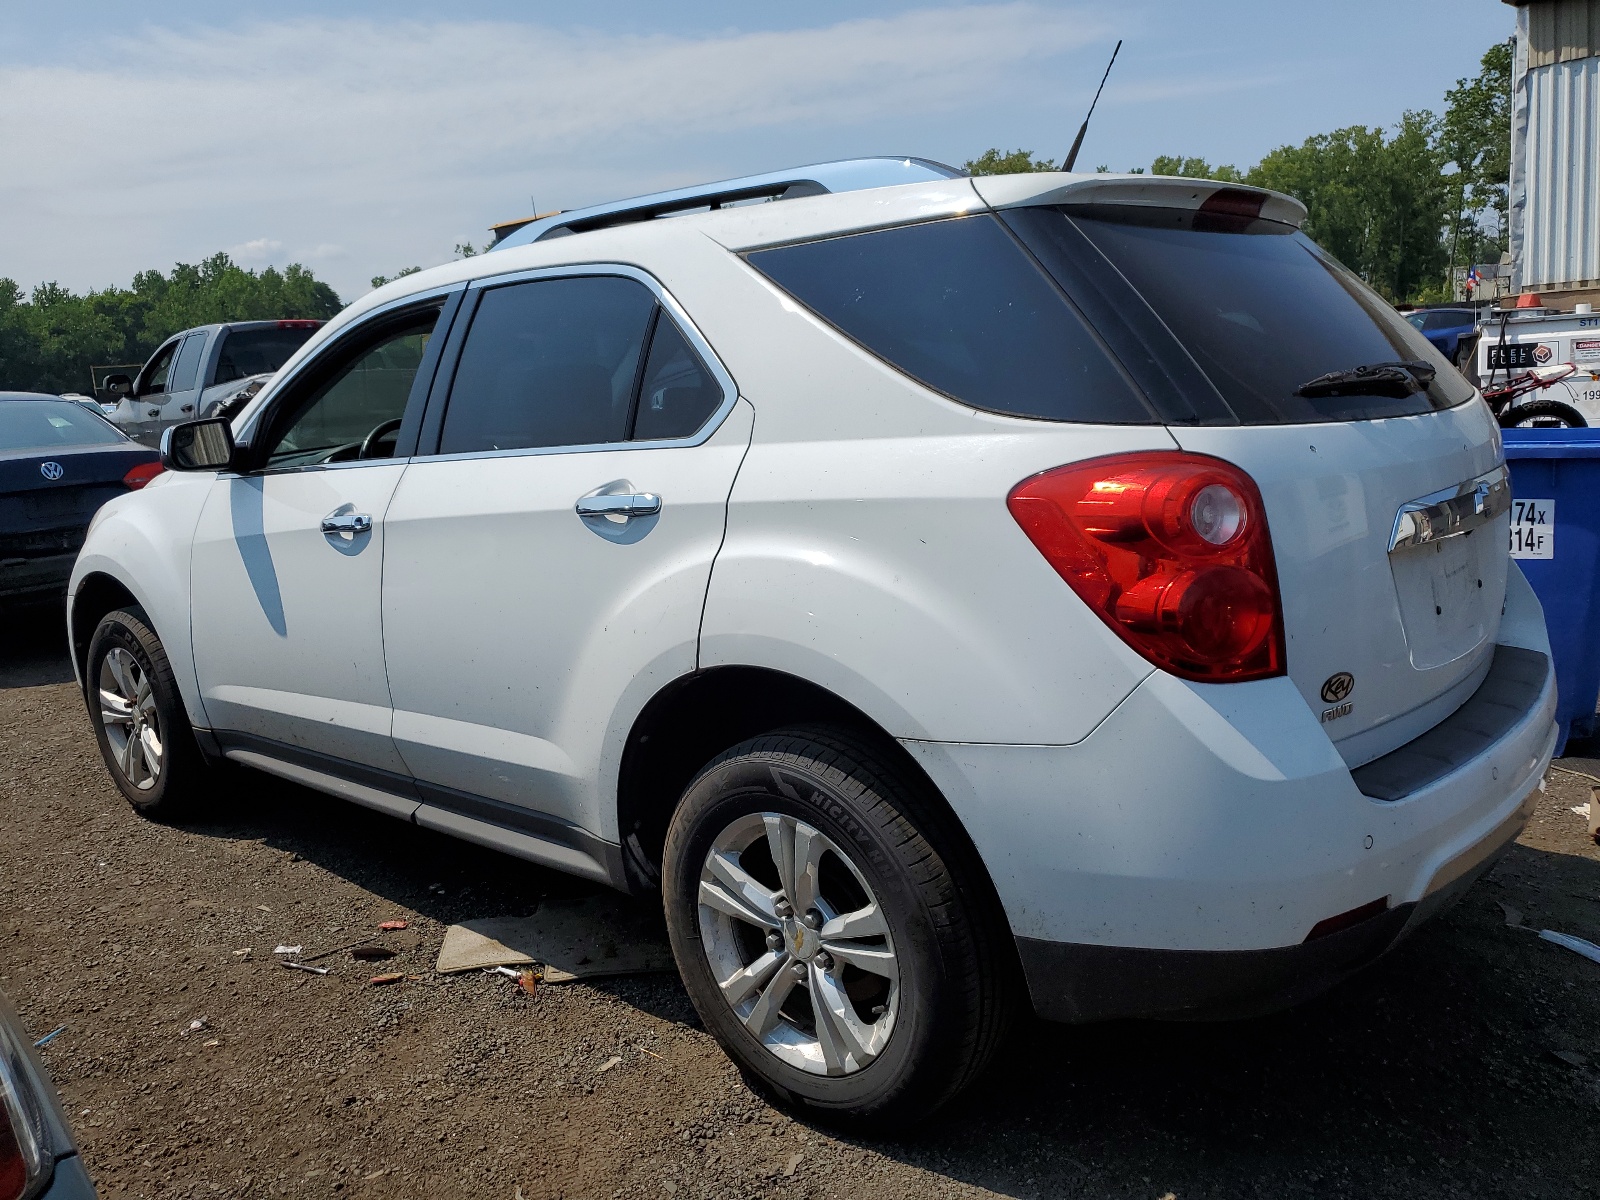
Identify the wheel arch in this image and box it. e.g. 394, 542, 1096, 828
614, 666, 1005, 917
69, 571, 142, 685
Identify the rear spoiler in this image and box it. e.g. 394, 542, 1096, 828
971, 173, 1307, 229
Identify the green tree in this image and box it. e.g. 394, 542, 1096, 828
964, 148, 1059, 175
1150, 155, 1245, 182
371, 266, 423, 289
1440, 40, 1513, 270
0, 255, 343, 394
1248, 113, 1449, 301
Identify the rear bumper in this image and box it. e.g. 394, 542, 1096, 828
903, 620, 1556, 1022
1014, 779, 1535, 1021
0, 551, 77, 600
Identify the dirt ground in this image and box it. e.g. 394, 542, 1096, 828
3, 605, 1599, 1200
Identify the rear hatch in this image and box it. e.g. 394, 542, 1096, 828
976, 176, 1507, 764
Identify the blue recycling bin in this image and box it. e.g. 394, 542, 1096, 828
1502, 427, 1600, 755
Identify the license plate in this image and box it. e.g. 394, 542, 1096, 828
1510, 497, 1553, 559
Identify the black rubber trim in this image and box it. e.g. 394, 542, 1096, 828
212, 730, 625, 882
216, 730, 422, 800
413, 778, 621, 874
393, 287, 465, 459
1350, 645, 1550, 802
1017, 903, 1414, 1023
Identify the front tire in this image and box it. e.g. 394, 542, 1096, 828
85, 606, 211, 818
662, 727, 1015, 1127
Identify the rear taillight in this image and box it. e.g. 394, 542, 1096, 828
276, 319, 321, 329
123, 462, 163, 490
1007, 451, 1285, 682
0, 1019, 49, 1200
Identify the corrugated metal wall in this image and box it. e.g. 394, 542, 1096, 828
1526, 0, 1600, 67
1523, 55, 1599, 290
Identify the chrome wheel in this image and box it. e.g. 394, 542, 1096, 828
697, 811, 899, 1076
99, 647, 162, 791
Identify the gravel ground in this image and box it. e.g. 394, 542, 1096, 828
3, 604, 1599, 1200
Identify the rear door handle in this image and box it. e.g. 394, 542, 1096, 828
321, 511, 373, 535
575, 492, 661, 518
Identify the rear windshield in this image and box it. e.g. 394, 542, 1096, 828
212, 327, 319, 385
1030, 207, 1474, 423
0, 400, 126, 451
745, 216, 1152, 424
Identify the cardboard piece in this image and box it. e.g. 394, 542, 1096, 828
435, 896, 675, 981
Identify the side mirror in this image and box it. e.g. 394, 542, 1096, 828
103, 373, 133, 398
161, 419, 236, 472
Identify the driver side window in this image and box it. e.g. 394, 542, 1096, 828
137, 340, 180, 396
261, 308, 440, 469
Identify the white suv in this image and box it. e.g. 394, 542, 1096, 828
69, 166, 1557, 1126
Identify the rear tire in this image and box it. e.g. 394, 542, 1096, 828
662, 726, 1016, 1128
1499, 399, 1587, 428
85, 606, 212, 819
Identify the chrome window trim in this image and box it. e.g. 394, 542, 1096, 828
417, 262, 740, 464
234, 283, 467, 449
1388, 464, 1511, 553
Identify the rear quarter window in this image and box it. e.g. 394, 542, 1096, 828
745, 215, 1152, 424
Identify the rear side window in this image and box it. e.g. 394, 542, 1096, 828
168, 334, 207, 393
746, 216, 1151, 424
213, 327, 320, 385
1029, 209, 1474, 423
440, 276, 656, 454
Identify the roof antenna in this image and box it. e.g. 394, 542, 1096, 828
1061, 39, 1122, 173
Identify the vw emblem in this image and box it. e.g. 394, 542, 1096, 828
39, 461, 64, 481
1320, 672, 1355, 704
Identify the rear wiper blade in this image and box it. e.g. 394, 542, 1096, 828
1295, 360, 1437, 399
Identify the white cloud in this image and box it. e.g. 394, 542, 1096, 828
229, 237, 284, 263
0, 5, 1109, 299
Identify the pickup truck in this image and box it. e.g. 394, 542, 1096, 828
102, 320, 323, 446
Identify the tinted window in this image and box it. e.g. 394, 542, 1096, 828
632, 316, 723, 441
0, 400, 126, 451
440, 277, 656, 455
1052, 210, 1474, 423
746, 215, 1149, 423
213, 327, 320, 385
263, 310, 440, 468
168, 334, 207, 393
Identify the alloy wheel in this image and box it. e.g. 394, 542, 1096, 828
696, 811, 899, 1076
99, 647, 163, 791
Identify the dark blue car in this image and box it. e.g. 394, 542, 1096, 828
1, 394, 162, 604
1404, 307, 1479, 365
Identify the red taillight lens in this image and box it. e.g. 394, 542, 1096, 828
0, 1108, 27, 1200
276, 319, 321, 329
123, 462, 164, 490
1007, 452, 1286, 682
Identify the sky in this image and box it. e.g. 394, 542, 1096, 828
0, 1, 1517, 302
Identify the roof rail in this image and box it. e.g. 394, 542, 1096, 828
489, 156, 964, 250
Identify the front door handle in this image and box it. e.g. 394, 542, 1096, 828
575, 492, 661, 518
321, 511, 373, 535
180, 404, 193, 413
